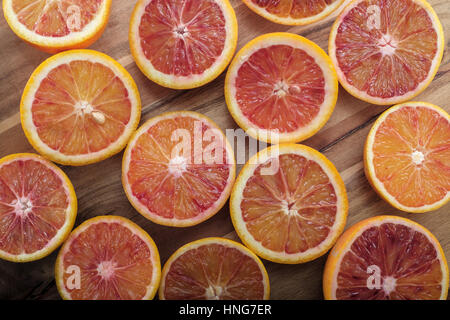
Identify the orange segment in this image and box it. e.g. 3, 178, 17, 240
230, 144, 348, 264
122, 111, 236, 227
365, 102, 450, 213
159, 238, 270, 300
21, 50, 141, 166
225, 33, 338, 144
3, 0, 111, 53
0, 153, 77, 263
329, 0, 444, 105
242, 0, 344, 25
129, 0, 238, 89
55, 216, 161, 300
323, 216, 449, 300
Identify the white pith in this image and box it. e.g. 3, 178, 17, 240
382, 276, 397, 295
378, 34, 398, 56
168, 156, 188, 177
411, 150, 425, 165
97, 260, 117, 280
12, 197, 33, 217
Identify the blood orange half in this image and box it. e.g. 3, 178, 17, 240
0, 153, 77, 263
329, 0, 444, 105
55, 215, 161, 300
129, 0, 238, 89
122, 111, 236, 227
225, 33, 338, 144
159, 237, 270, 300
230, 144, 348, 264
21, 49, 141, 166
365, 102, 450, 213
323, 216, 449, 300
242, 0, 345, 26
3, 0, 112, 53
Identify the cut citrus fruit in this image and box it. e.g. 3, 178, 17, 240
159, 237, 270, 300
242, 0, 345, 26
122, 111, 236, 227
365, 102, 450, 213
129, 0, 238, 89
0, 153, 77, 263
21, 49, 141, 166
323, 216, 449, 300
329, 0, 444, 105
55, 215, 161, 300
3, 0, 112, 53
230, 144, 348, 264
225, 33, 338, 144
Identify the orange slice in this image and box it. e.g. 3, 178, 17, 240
364, 102, 450, 213
122, 111, 236, 227
230, 144, 348, 264
129, 0, 238, 89
21, 49, 141, 166
0, 153, 77, 263
329, 0, 444, 105
242, 0, 345, 26
3, 0, 112, 53
55, 215, 161, 300
225, 33, 338, 144
323, 216, 449, 300
159, 237, 270, 300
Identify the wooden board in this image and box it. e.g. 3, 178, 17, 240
0, 0, 449, 300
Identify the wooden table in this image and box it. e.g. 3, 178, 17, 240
0, 0, 449, 300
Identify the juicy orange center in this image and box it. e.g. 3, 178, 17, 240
235, 44, 325, 133
241, 154, 337, 254
31, 60, 132, 156
334, 0, 438, 99
372, 106, 450, 207
138, 0, 226, 76
12, 0, 103, 37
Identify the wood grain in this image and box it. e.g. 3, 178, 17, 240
0, 0, 449, 300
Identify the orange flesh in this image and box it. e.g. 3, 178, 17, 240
0, 158, 69, 255
127, 116, 232, 221
235, 45, 325, 133
251, 0, 339, 19
372, 106, 450, 208
334, 0, 438, 99
61, 221, 155, 300
12, 0, 103, 37
163, 243, 266, 299
241, 154, 337, 253
336, 222, 444, 300
138, 0, 226, 76
32, 60, 132, 155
